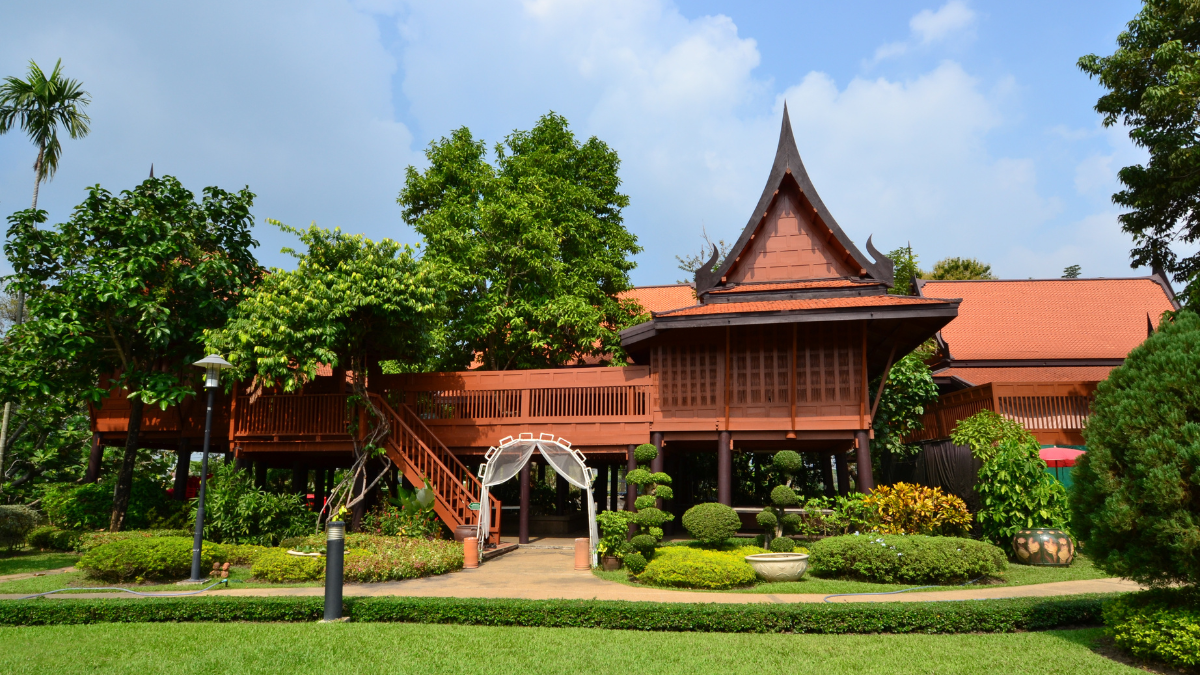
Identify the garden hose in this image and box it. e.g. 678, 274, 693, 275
821, 576, 983, 603
16, 578, 228, 600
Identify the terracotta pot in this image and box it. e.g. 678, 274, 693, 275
744, 553, 809, 582
602, 555, 620, 571
453, 523, 478, 543
1012, 529, 1074, 566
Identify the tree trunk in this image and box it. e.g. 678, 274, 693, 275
110, 396, 144, 531
85, 432, 105, 483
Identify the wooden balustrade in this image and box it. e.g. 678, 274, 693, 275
907, 381, 1098, 446
234, 393, 350, 438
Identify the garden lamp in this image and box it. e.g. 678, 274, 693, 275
187, 354, 233, 582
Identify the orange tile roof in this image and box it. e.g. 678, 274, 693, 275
921, 278, 1175, 360
708, 279, 881, 294
936, 366, 1116, 386
655, 294, 950, 318
621, 285, 696, 314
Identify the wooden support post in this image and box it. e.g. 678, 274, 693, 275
519, 461, 531, 544
555, 468, 568, 516
609, 463, 619, 512
836, 451, 850, 496
254, 461, 267, 489
650, 432, 664, 473
822, 452, 836, 497
596, 461, 608, 512
717, 432, 732, 506
172, 438, 190, 501
291, 462, 307, 500
84, 433, 104, 484
855, 430, 875, 493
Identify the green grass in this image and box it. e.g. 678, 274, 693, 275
0, 566, 319, 596
0, 623, 1139, 674
0, 551, 79, 577
596, 552, 1112, 595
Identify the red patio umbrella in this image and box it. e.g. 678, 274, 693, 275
1039, 446, 1086, 468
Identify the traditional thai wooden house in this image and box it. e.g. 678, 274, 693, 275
907, 275, 1179, 446
89, 107, 961, 541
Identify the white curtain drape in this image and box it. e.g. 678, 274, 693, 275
476, 434, 598, 565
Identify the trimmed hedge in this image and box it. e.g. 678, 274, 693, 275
78, 537, 217, 583
1103, 587, 1200, 671
809, 534, 1007, 585
681, 503, 742, 545
26, 525, 81, 552
639, 546, 758, 590
251, 548, 325, 583
76, 529, 192, 554
0, 594, 1112, 633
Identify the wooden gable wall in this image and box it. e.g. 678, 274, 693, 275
725, 186, 858, 284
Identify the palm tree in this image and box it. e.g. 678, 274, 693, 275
0, 59, 91, 492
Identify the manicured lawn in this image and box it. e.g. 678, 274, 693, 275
595, 553, 1112, 595
0, 566, 319, 595
0, 551, 80, 577
0, 623, 1138, 674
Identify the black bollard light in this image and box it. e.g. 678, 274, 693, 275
188, 354, 233, 583
323, 520, 345, 621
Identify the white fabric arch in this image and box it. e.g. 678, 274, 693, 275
477, 433, 599, 565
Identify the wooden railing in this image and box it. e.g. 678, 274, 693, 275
907, 381, 1098, 445
235, 393, 350, 438
370, 395, 500, 539
403, 385, 651, 421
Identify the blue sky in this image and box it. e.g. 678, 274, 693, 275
0, 1, 1152, 285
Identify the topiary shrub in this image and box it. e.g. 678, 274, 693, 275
1103, 587, 1200, 671
629, 534, 657, 556
682, 502, 742, 545
633, 443, 658, 465
78, 536, 219, 583
26, 525, 81, 552
0, 505, 40, 550
772, 450, 804, 476
623, 551, 648, 575
1071, 310, 1200, 587
637, 546, 758, 589
755, 510, 777, 531
809, 534, 1007, 584
769, 536, 796, 553
251, 548, 325, 583
862, 482, 972, 537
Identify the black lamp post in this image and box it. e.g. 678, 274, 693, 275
188, 354, 233, 583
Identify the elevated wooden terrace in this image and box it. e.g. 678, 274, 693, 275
906, 381, 1097, 447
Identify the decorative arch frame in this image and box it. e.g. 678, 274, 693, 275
477, 433, 598, 564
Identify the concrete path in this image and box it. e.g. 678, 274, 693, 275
0, 547, 1141, 603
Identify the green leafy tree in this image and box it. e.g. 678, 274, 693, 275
206, 222, 440, 523
399, 112, 643, 370
1071, 310, 1200, 587
0, 391, 90, 502
0, 58, 91, 491
950, 409, 1035, 462
1062, 264, 1082, 279
1079, 2, 1200, 303
1, 176, 260, 530
870, 352, 938, 470
887, 244, 923, 296
975, 436, 1069, 545
927, 257, 996, 281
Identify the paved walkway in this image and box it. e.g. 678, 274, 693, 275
0, 546, 1141, 603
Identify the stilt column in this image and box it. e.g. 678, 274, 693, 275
855, 430, 875, 493
717, 431, 732, 506
609, 463, 619, 512
836, 451, 850, 496
822, 453, 836, 497
518, 461, 530, 544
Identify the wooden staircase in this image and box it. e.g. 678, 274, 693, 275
370, 394, 501, 543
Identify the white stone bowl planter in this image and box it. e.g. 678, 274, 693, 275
744, 553, 809, 582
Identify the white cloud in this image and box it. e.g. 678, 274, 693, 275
911, 1, 976, 45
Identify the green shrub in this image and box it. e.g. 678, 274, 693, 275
629, 534, 656, 556
951, 409, 1032, 462
76, 529, 192, 553
42, 479, 184, 531
342, 538, 463, 582
0, 505, 40, 549
78, 536, 220, 582
862, 482, 972, 537
218, 543, 271, 566
633, 495, 656, 510
632, 506, 672, 529
0, 594, 1111, 633
251, 548, 325, 583
595, 510, 634, 559
1103, 587, 1200, 671
638, 546, 758, 589
755, 510, 777, 530
633, 443, 658, 464
624, 551, 647, 574
976, 437, 1069, 545
770, 485, 798, 507
196, 462, 314, 546
809, 534, 1007, 584
769, 536, 795, 552
1072, 310, 1200, 587
772, 450, 803, 475
682, 503, 742, 545
26, 525, 81, 551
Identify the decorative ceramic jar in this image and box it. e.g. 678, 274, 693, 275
1011, 529, 1074, 566
453, 524, 478, 542
602, 556, 621, 572
744, 553, 809, 582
